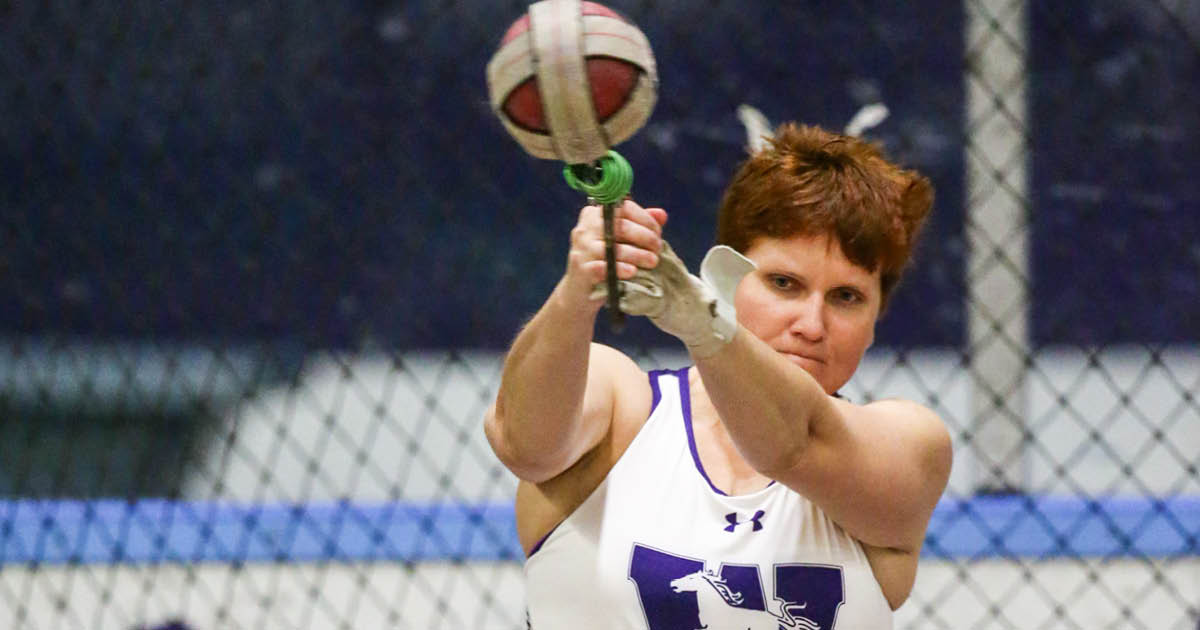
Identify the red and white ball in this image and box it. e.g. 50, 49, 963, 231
486, 0, 658, 164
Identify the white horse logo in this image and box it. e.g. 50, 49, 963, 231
669, 570, 820, 630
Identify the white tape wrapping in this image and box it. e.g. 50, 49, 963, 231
529, 0, 607, 164
485, 0, 657, 163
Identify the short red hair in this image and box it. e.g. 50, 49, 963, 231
716, 123, 934, 306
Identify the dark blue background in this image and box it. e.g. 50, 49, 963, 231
1, 1, 1195, 350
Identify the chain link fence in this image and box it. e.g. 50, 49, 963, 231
1, 0, 1198, 628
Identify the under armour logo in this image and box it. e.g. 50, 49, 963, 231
723, 510, 765, 532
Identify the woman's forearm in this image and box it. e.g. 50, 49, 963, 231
487, 279, 604, 480
693, 327, 833, 476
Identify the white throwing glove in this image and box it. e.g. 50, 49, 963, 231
592, 242, 756, 358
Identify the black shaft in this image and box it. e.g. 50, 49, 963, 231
602, 201, 625, 332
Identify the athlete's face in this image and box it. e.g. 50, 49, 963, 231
734, 233, 881, 395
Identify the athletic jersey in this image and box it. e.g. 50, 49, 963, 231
524, 367, 894, 630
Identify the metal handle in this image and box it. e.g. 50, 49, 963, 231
601, 201, 625, 332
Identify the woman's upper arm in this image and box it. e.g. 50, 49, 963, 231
773, 398, 952, 551
485, 343, 644, 483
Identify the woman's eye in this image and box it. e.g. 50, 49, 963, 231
833, 288, 863, 304
770, 275, 793, 290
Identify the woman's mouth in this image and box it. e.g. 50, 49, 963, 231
781, 351, 825, 366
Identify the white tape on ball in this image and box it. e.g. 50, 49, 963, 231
486, 0, 657, 163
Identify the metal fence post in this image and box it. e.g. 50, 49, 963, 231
965, 0, 1031, 493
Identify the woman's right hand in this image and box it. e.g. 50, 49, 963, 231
562, 199, 668, 305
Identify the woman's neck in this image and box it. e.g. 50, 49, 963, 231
687, 368, 774, 495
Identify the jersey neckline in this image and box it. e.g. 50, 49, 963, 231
659, 366, 778, 499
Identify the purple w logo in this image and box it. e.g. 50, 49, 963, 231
628, 544, 846, 630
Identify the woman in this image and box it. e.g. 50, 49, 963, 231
485, 123, 952, 629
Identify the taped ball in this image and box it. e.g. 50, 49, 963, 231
486, 0, 658, 164
502, 57, 638, 133
498, 2, 637, 132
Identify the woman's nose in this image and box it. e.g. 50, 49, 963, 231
788, 294, 826, 341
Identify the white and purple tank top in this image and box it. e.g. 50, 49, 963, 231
523, 367, 894, 629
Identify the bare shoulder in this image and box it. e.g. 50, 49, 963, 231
514, 343, 654, 554
586, 341, 644, 380
838, 397, 951, 458
856, 396, 939, 421
581, 342, 655, 463
795, 395, 952, 551
588, 343, 654, 422
847, 398, 952, 605
861, 398, 951, 460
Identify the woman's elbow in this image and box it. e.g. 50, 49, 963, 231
483, 405, 572, 483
